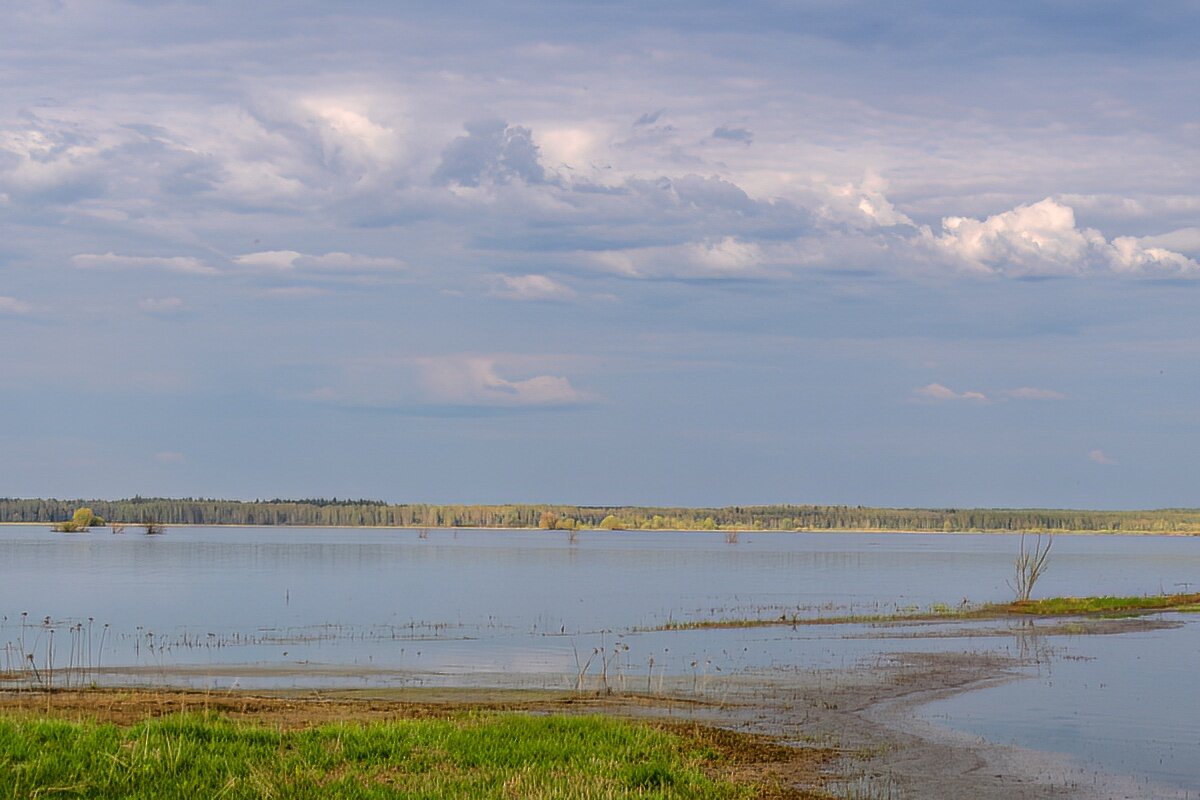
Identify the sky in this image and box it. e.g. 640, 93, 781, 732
1, 1, 1198, 508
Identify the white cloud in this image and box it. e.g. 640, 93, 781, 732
591, 236, 766, 279
929, 198, 1104, 276
0, 123, 106, 199
1004, 387, 1067, 400
1089, 449, 1117, 465
1108, 236, 1199, 274
416, 356, 585, 407
913, 383, 988, 402
927, 198, 1199, 277
300, 98, 401, 169
233, 250, 407, 275
537, 127, 599, 169
138, 296, 184, 314
1136, 227, 1200, 255
72, 252, 218, 275
308, 354, 588, 410
232, 250, 302, 271
0, 295, 33, 314
914, 384, 1067, 403
488, 274, 577, 301
302, 252, 407, 273
821, 172, 915, 229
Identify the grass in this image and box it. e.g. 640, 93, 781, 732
645, 592, 1200, 631
1007, 592, 1200, 615
0, 708, 816, 799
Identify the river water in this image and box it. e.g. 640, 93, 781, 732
1, 525, 1197, 794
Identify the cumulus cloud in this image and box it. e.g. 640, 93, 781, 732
71, 252, 218, 275
537, 127, 599, 169
488, 274, 577, 301
930, 198, 1102, 275
433, 119, 546, 187
299, 98, 400, 171
819, 173, 914, 229
912, 383, 988, 402
1089, 449, 1117, 465
1108, 236, 1199, 274
927, 198, 1199, 277
0, 295, 33, 314
0, 121, 107, 202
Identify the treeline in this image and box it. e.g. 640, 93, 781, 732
2, 497, 1200, 533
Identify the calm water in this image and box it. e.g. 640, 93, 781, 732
2, 525, 1198, 794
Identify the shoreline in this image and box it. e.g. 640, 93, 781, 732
2, 650, 1176, 799
2, 608, 1191, 798
3, 521, 1198, 536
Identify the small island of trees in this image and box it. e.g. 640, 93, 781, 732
50, 507, 105, 533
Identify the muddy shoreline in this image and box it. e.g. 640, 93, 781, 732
2, 615, 1189, 798
0, 646, 1173, 799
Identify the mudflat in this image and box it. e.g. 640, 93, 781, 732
0, 643, 1147, 799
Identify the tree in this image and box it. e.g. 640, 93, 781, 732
52, 507, 104, 532
538, 510, 560, 530
1010, 532, 1052, 602
599, 515, 623, 530
73, 507, 105, 528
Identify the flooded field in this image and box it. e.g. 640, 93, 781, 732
2, 524, 1198, 796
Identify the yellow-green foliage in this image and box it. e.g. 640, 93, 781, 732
52, 507, 106, 532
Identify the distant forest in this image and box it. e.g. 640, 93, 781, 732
2, 497, 1199, 533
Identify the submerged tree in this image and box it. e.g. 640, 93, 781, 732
1010, 532, 1053, 602
51, 507, 105, 532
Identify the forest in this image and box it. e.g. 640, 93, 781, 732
2, 497, 1199, 533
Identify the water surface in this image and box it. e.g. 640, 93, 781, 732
2, 525, 1198, 794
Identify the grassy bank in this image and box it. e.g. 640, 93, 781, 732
648, 592, 1200, 631
0, 692, 832, 799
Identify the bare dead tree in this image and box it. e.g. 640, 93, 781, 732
1010, 532, 1053, 602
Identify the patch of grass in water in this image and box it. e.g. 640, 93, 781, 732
0, 712, 758, 799
1006, 592, 1200, 616
646, 592, 1200, 631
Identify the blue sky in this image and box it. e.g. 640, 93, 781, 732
1, 1, 1198, 507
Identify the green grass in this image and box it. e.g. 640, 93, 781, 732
0, 712, 752, 799
1006, 592, 1200, 615
645, 592, 1200, 631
